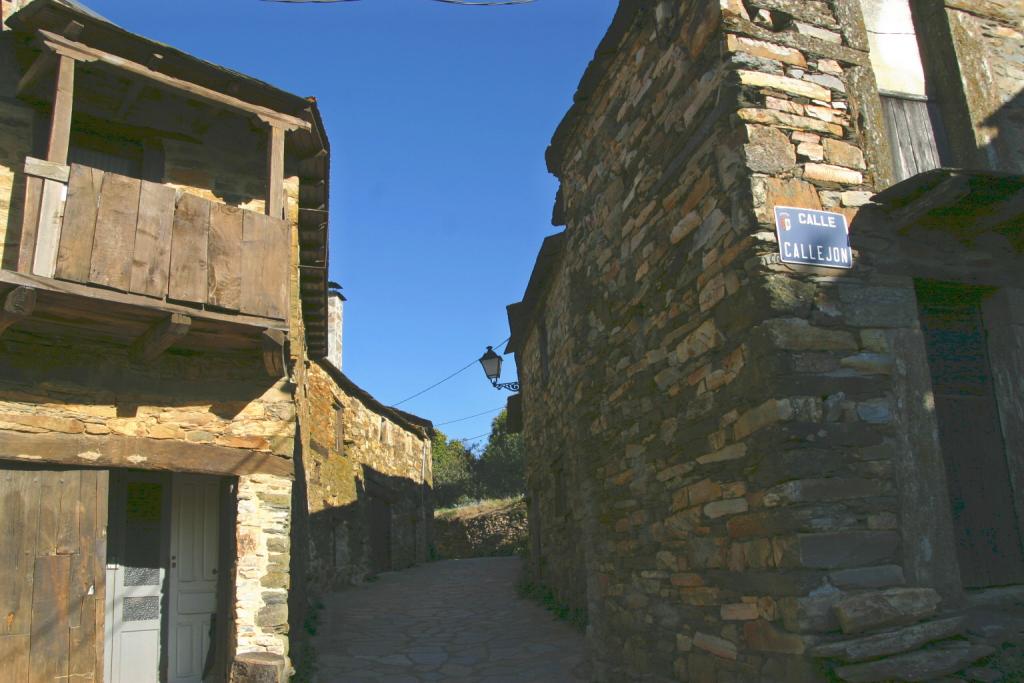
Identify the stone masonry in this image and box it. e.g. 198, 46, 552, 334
511, 1, 1024, 681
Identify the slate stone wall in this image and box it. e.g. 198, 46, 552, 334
517, 1, 1023, 680
295, 361, 432, 594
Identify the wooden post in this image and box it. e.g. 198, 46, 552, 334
47, 54, 75, 165
266, 123, 285, 220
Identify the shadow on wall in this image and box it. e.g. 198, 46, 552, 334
981, 88, 1024, 174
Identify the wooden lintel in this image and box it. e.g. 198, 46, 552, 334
60, 20, 85, 40
256, 113, 302, 133
16, 50, 56, 98
24, 156, 70, 183
132, 312, 191, 362
888, 175, 971, 233
0, 430, 294, 479
38, 30, 311, 133
0, 286, 37, 336
262, 328, 287, 377
0, 269, 288, 331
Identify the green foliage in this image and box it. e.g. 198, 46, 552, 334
515, 575, 588, 633
476, 410, 525, 499
431, 410, 525, 507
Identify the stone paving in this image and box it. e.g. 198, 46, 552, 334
313, 556, 589, 682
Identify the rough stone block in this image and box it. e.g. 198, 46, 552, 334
829, 565, 905, 589
834, 588, 942, 635
705, 498, 749, 519
230, 652, 287, 683
744, 618, 806, 654
797, 531, 899, 570
745, 125, 797, 173
824, 139, 866, 170
726, 34, 807, 67
833, 642, 994, 682
781, 591, 843, 633
811, 615, 966, 662
738, 70, 831, 101
804, 163, 863, 186
722, 602, 760, 621
693, 631, 738, 660
763, 318, 858, 351
837, 285, 917, 328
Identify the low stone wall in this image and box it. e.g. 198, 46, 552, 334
434, 498, 528, 559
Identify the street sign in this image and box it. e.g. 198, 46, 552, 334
773, 206, 853, 269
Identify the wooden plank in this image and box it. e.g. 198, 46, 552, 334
23, 156, 69, 184
131, 312, 191, 362
0, 431, 295, 480
28, 555, 71, 683
92, 471, 108, 680
89, 172, 142, 291
16, 49, 56, 98
55, 470, 81, 556
266, 123, 285, 219
46, 54, 75, 166
0, 635, 30, 683
16, 176, 43, 274
40, 31, 310, 132
240, 212, 288, 319
36, 471, 60, 557
207, 203, 243, 310
887, 174, 972, 233
0, 286, 37, 337
129, 180, 176, 298
0, 470, 41, 637
54, 165, 104, 283
31, 178, 67, 278
68, 470, 100, 680
168, 192, 210, 304
0, 269, 288, 331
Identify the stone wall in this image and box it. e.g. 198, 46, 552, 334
295, 361, 432, 594
516, 1, 1023, 680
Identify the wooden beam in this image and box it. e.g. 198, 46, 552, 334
0, 269, 288, 331
23, 156, 70, 183
0, 287, 37, 336
262, 328, 287, 377
0, 430, 294, 479
887, 174, 971, 233
266, 123, 286, 219
16, 50, 56, 98
131, 312, 191, 362
46, 54, 75, 165
39, 30, 311, 133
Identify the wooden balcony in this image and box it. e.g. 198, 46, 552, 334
2, 158, 291, 371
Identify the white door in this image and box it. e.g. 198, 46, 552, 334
105, 472, 169, 683
168, 473, 221, 682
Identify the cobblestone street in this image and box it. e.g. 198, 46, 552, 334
313, 557, 589, 682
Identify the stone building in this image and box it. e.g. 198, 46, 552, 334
507, 1, 1024, 681
0, 0, 432, 681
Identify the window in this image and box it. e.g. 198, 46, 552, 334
333, 400, 345, 455
860, 0, 949, 180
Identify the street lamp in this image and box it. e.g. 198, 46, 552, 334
479, 346, 519, 392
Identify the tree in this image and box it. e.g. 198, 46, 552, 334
475, 409, 524, 499
431, 429, 477, 507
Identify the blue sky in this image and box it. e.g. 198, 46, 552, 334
84, 0, 617, 446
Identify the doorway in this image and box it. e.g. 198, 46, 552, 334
917, 281, 1024, 587
104, 471, 229, 682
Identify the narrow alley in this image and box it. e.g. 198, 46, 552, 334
312, 557, 589, 683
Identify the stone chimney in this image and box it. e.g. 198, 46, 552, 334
326, 290, 344, 371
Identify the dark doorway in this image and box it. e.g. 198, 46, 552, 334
917, 280, 1024, 587
369, 495, 392, 574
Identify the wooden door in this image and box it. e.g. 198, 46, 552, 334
370, 495, 392, 574
0, 466, 108, 683
918, 283, 1024, 587
105, 471, 169, 683
168, 474, 220, 683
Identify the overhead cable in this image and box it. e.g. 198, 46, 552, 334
390, 337, 510, 408
435, 406, 504, 427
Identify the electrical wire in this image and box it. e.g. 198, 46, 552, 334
390, 337, 510, 408
434, 406, 503, 427
456, 432, 491, 443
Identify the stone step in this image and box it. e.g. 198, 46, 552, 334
834, 587, 942, 635
833, 641, 995, 683
811, 615, 966, 662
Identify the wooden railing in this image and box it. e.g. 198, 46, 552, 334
17, 159, 289, 321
